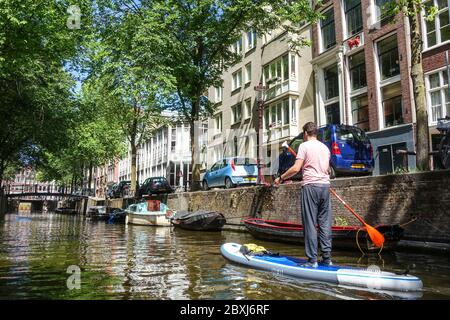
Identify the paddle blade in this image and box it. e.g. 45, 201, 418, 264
365, 224, 385, 247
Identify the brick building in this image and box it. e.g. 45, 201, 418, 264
311, 0, 417, 175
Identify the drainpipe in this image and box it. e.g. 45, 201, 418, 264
336, 46, 346, 124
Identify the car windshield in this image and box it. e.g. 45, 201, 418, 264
150, 178, 166, 183
233, 158, 257, 165
336, 126, 369, 143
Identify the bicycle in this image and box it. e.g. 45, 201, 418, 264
437, 116, 450, 169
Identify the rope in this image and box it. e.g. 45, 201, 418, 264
399, 217, 417, 228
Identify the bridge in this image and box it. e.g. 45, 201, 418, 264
3, 184, 88, 200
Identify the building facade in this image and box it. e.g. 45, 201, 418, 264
207, 25, 316, 175
421, 0, 450, 169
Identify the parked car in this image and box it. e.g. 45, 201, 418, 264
112, 180, 138, 198
279, 124, 374, 179
138, 177, 173, 197
106, 183, 117, 199
202, 157, 258, 190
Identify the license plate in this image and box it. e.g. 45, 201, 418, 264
244, 177, 256, 182
351, 164, 365, 169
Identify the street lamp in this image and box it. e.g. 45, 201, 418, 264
254, 83, 267, 184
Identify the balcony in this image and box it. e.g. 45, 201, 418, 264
265, 78, 298, 102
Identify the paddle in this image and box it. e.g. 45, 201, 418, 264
280, 141, 385, 248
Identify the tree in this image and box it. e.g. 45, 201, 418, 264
85, 7, 173, 196
111, 0, 320, 190
384, 1, 438, 171
0, 0, 93, 184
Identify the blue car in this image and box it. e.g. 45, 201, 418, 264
280, 124, 374, 178
202, 157, 258, 190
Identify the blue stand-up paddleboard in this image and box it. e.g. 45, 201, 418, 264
221, 243, 423, 292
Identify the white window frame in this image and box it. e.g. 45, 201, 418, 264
245, 63, 252, 84
422, 0, 450, 50
233, 37, 243, 54
214, 86, 223, 102
215, 113, 223, 134
425, 68, 450, 124
232, 69, 242, 91
319, 7, 336, 54
262, 54, 289, 86
244, 99, 252, 119
246, 30, 257, 51
232, 103, 242, 124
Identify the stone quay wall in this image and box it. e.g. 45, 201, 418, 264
167, 170, 450, 243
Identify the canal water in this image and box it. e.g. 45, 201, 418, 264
0, 212, 449, 300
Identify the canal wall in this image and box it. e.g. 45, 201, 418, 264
167, 170, 450, 244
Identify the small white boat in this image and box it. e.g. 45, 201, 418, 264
125, 202, 172, 227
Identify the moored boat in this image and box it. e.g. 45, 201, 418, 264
243, 218, 404, 251
55, 207, 77, 214
87, 206, 109, 221
108, 208, 126, 224
125, 201, 171, 226
171, 211, 226, 231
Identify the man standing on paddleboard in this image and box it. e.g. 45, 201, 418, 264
274, 122, 332, 268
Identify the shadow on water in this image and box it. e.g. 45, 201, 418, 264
0, 212, 449, 299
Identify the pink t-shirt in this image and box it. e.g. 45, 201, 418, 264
296, 139, 330, 185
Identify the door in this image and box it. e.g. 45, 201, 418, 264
392, 142, 408, 172
378, 145, 393, 175
208, 162, 220, 187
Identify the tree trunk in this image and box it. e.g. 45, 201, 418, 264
409, 9, 430, 171
190, 101, 201, 191
130, 142, 137, 198
88, 161, 93, 196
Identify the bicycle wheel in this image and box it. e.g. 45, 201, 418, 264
439, 132, 450, 169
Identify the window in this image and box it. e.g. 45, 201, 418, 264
374, 0, 390, 23
321, 8, 336, 50
424, 0, 450, 48
264, 98, 292, 128
171, 128, 176, 151
344, 0, 363, 37
291, 98, 297, 124
382, 82, 403, 127
324, 64, 339, 100
233, 38, 243, 54
377, 35, 400, 80
245, 63, 252, 84
351, 94, 369, 131
232, 103, 242, 123
245, 99, 252, 119
215, 86, 222, 102
326, 102, 340, 124
246, 30, 257, 50
232, 69, 242, 90
349, 50, 366, 90
263, 54, 289, 85
215, 113, 222, 133
427, 70, 450, 123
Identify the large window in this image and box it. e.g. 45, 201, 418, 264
377, 35, 400, 80
245, 99, 252, 119
263, 54, 289, 85
321, 8, 336, 51
427, 70, 450, 122
344, 0, 363, 37
232, 69, 242, 90
324, 64, 339, 100
264, 98, 292, 129
351, 94, 369, 131
349, 50, 366, 90
382, 82, 403, 127
424, 0, 450, 48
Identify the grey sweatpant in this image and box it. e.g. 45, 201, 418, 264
301, 183, 332, 263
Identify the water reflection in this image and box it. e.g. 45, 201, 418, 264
0, 212, 449, 299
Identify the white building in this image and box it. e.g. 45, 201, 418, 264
118, 114, 208, 189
